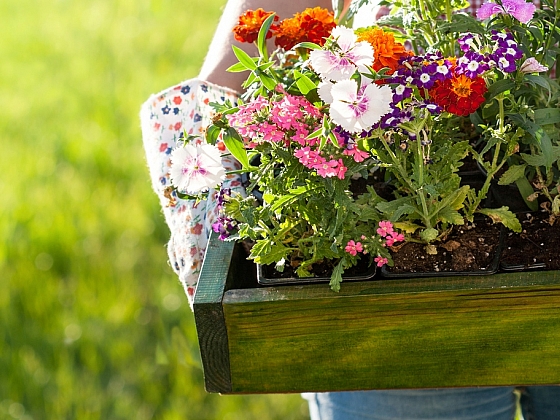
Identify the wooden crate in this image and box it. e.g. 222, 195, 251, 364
193, 233, 560, 394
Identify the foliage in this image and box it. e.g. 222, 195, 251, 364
0, 0, 308, 418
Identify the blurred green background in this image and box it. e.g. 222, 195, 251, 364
0, 0, 308, 418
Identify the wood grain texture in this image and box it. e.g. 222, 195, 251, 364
195, 235, 560, 394
193, 233, 235, 393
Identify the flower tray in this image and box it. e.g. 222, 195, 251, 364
193, 233, 560, 394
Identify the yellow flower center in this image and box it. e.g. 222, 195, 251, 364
451, 75, 474, 98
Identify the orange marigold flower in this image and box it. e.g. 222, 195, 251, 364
275, 7, 336, 50
429, 74, 487, 116
232, 8, 279, 44
357, 28, 412, 74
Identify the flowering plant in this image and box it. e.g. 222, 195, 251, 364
168, 0, 558, 290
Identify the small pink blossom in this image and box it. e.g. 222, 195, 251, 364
377, 220, 394, 238
476, 0, 536, 24
344, 145, 370, 162
315, 159, 339, 177
385, 233, 405, 247
374, 256, 389, 267
345, 240, 363, 256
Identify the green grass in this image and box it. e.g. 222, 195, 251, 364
0, 1, 308, 418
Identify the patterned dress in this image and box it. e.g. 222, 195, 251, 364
140, 79, 242, 305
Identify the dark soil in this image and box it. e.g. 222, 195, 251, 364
383, 218, 502, 276
500, 211, 560, 270
259, 255, 375, 285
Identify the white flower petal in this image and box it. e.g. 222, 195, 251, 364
317, 81, 334, 104
169, 144, 225, 195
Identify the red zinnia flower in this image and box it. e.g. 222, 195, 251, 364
275, 7, 336, 50
232, 8, 279, 44
429, 74, 487, 116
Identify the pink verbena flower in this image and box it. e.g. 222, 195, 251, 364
374, 256, 389, 267
476, 0, 536, 24
377, 220, 394, 237
385, 233, 405, 247
343, 144, 370, 162
345, 240, 363, 256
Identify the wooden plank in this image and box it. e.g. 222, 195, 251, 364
193, 233, 235, 394
222, 272, 560, 393
195, 234, 560, 394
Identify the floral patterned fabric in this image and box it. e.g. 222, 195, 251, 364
140, 79, 242, 305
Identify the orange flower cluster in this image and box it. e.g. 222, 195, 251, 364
275, 7, 336, 50
429, 74, 488, 116
232, 8, 279, 44
357, 28, 411, 74
232, 7, 335, 50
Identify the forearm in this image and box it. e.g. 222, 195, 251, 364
198, 0, 332, 92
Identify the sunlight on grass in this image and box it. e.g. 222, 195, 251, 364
0, 0, 308, 418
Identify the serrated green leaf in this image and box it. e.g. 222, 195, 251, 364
420, 227, 439, 242
438, 207, 464, 225
448, 185, 470, 210
328, 261, 345, 292
498, 164, 526, 185
520, 152, 549, 167
478, 207, 521, 232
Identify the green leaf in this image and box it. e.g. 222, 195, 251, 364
420, 227, 439, 243
223, 127, 250, 169
478, 207, 521, 232
520, 152, 549, 167
257, 72, 278, 91
515, 177, 538, 212
438, 208, 464, 225
205, 124, 221, 145
292, 41, 322, 50
525, 74, 551, 93
257, 13, 276, 61
294, 71, 317, 95
448, 185, 470, 211
534, 108, 560, 125
487, 79, 515, 96
232, 45, 257, 71
498, 164, 526, 185
328, 261, 345, 292
226, 61, 252, 73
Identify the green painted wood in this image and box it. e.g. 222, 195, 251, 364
193, 232, 235, 393
195, 235, 560, 394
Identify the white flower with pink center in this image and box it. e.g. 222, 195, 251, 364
329, 79, 393, 133
170, 144, 225, 194
309, 26, 374, 81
